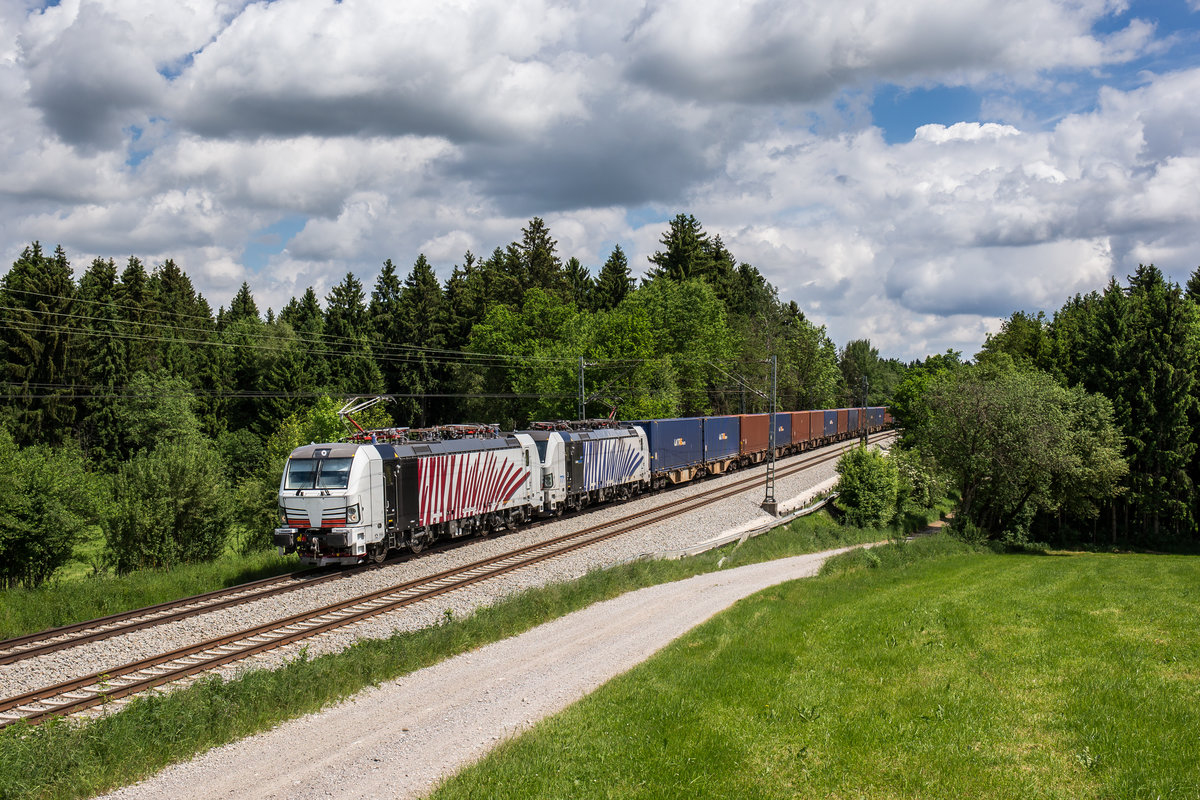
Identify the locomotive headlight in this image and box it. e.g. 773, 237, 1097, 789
346, 504, 361, 524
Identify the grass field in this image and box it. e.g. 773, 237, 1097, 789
431, 542, 1200, 799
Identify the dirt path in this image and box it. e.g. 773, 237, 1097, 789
99, 546, 864, 800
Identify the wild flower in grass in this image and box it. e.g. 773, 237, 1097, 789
1075, 747, 1100, 770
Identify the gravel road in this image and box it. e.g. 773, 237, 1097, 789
97, 545, 865, 800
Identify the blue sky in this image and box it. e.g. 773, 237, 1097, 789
2, 0, 1199, 360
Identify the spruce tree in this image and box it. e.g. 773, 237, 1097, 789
646, 214, 713, 283
0, 243, 78, 445
519, 217, 566, 298
594, 245, 634, 311
369, 259, 405, 392
1124, 265, 1199, 539
564, 257, 593, 310
397, 254, 446, 425
77, 257, 126, 460
444, 251, 488, 350
226, 282, 260, 324
325, 272, 383, 395
151, 258, 207, 381
1187, 266, 1200, 304
279, 286, 328, 390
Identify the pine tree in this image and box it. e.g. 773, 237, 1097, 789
325, 273, 383, 395
444, 251, 488, 350
564, 257, 593, 310
519, 217, 566, 298
646, 214, 714, 283
0, 243, 78, 445
396, 254, 446, 425
76, 257, 126, 460
1123, 265, 1199, 539
369, 259, 405, 392
594, 245, 634, 311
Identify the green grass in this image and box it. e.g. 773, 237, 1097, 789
0, 509, 897, 800
0, 550, 301, 641
431, 539, 1200, 799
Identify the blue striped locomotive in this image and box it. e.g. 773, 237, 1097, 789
520, 422, 650, 514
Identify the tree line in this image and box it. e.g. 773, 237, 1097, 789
0, 214, 889, 587
894, 264, 1200, 547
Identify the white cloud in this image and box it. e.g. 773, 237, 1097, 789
623, 0, 1152, 103
0, 0, 1197, 361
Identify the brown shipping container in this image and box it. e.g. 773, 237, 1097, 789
837, 409, 849, 434
790, 411, 810, 446
809, 410, 824, 442
738, 414, 769, 456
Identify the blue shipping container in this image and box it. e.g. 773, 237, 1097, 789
771, 412, 791, 447
629, 418, 703, 474
823, 410, 838, 437
702, 416, 740, 463
848, 408, 860, 431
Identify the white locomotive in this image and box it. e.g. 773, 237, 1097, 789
274, 422, 649, 566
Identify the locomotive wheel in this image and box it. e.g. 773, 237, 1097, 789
369, 544, 386, 564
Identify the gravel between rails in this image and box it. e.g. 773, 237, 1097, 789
96, 545, 870, 800
0, 440, 863, 703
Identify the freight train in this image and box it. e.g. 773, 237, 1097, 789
274, 408, 891, 566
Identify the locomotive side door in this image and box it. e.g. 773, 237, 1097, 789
565, 438, 585, 494
383, 461, 398, 532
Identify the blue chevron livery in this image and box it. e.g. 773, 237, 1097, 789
581, 437, 645, 490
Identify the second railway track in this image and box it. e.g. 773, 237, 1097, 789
0, 432, 892, 728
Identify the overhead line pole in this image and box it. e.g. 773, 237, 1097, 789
762, 354, 778, 516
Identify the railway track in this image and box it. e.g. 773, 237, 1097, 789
0, 432, 892, 728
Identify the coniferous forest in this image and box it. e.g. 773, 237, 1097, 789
1, 213, 1198, 588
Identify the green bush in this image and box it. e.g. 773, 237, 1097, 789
834, 444, 899, 528
104, 439, 232, 573
0, 430, 102, 588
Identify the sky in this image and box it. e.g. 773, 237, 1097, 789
2, 0, 1199, 361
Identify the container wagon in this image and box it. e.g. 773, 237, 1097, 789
702, 416, 740, 475
631, 417, 704, 488
737, 414, 770, 464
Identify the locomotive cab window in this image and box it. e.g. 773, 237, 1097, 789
285, 457, 354, 490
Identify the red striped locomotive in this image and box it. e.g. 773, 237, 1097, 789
275, 430, 541, 565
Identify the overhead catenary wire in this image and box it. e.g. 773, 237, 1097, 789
0, 303, 753, 370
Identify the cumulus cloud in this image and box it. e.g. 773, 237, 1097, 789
623, 0, 1154, 103
1, 0, 1198, 360
172, 0, 591, 142
19, 0, 249, 147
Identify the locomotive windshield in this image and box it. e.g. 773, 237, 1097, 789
285, 457, 354, 490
